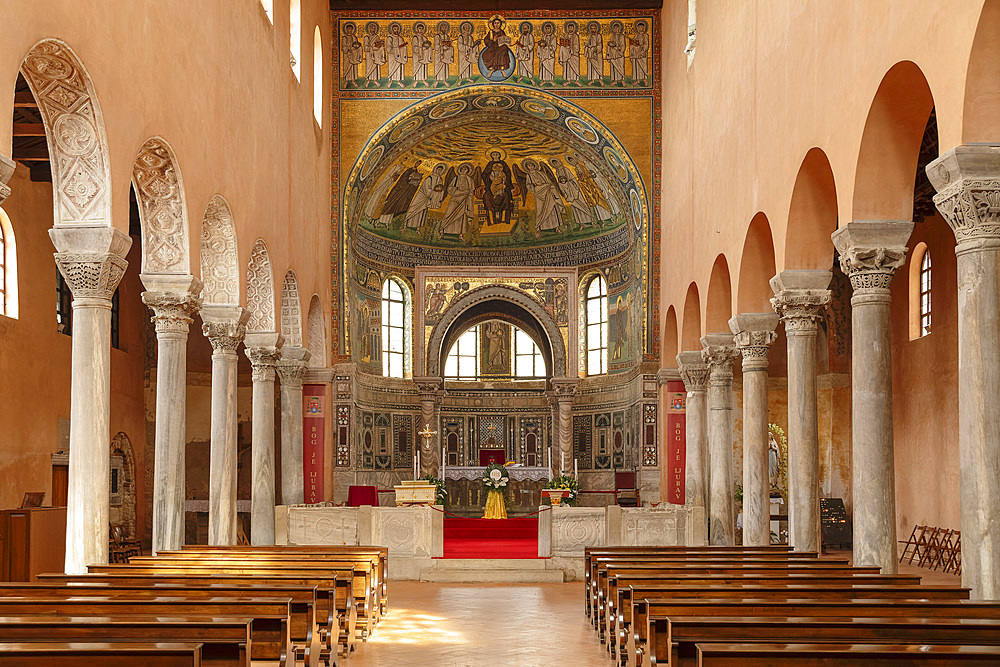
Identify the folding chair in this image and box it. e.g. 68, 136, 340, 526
898, 524, 924, 564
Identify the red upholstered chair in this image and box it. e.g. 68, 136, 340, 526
347, 485, 379, 507
615, 470, 639, 507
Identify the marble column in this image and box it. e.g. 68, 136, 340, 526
277, 347, 311, 505
50, 226, 132, 574
414, 377, 443, 476
141, 276, 203, 554
245, 333, 283, 546
832, 221, 913, 574
200, 304, 249, 546
546, 392, 560, 475
550, 378, 579, 475
928, 146, 1000, 599
729, 313, 778, 547
676, 351, 710, 510
701, 334, 740, 546
770, 271, 832, 553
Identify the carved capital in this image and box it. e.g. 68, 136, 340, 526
246, 346, 281, 382
831, 221, 913, 296
276, 347, 311, 387
142, 281, 203, 336
201, 304, 250, 355
49, 226, 132, 302
413, 376, 444, 403
549, 377, 579, 400
701, 333, 738, 383
676, 350, 710, 392
657, 367, 681, 386
927, 145, 1000, 252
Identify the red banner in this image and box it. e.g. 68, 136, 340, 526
303, 384, 326, 504
666, 380, 686, 505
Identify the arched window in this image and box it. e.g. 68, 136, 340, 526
0, 208, 14, 318
444, 327, 479, 379
513, 328, 543, 378
259, 0, 273, 23
313, 26, 323, 125
586, 275, 608, 375
289, 0, 301, 80
908, 242, 932, 340
381, 278, 406, 377
919, 249, 932, 336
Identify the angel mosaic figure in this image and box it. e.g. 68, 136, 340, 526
521, 158, 563, 235
456, 20, 481, 85
385, 22, 408, 88
537, 21, 557, 86
411, 22, 433, 87
630, 19, 650, 86
434, 21, 454, 87
566, 154, 613, 222
550, 158, 595, 229
607, 21, 626, 86
341, 22, 363, 86
363, 22, 386, 88
374, 160, 423, 225
559, 21, 581, 86
584, 21, 604, 86
440, 162, 480, 241
513, 22, 534, 83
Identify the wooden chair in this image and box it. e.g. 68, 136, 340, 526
898, 524, 925, 564
917, 526, 941, 567
615, 470, 638, 507
109, 526, 141, 563
940, 530, 962, 574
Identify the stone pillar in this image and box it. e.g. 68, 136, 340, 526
200, 305, 249, 546
657, 367, 681, 502
49, 226, 132, 574
141, 276, 203, 554
547, 392, 560, 475
550, 378, 579, 475
928, 146, 1000, 599
729, 314, 778, 547
414, 377, 444, 476
770, 271, 832, 553
676, 352, 710, 510
245, 333, 283, 545
701, 333, 739, 546
832, 221, 913, 574
277, 347, 311, 505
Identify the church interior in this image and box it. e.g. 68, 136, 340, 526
1, 0, 1000, 663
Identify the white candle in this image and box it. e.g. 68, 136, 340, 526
574, 458, 578, 479
561, 452, 565, 475
441, 445, 446, 482
415, 450, 420, 480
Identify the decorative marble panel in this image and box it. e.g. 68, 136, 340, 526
286, 506, 360, 545
550, 506, 605, 556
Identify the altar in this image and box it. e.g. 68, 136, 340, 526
443, 466, 552, 515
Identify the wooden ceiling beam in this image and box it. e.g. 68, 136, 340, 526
12, 122, 45, 137
12, 145, 50, 161
13, 91, 38, 108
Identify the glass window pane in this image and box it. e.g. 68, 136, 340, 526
389, 327, 402, 352
515, 354, 532, 377
389, 302, 402, 324
444, 354, 457, 377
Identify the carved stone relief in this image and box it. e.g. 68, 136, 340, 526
246, 239, 276, 332
280, 270, 303, 346
132, 138, 189, 273
200, 195, 241, 305
307, 295, 326, 367
550, 507, 605, 556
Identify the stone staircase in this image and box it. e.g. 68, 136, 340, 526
417, 558, 566, 583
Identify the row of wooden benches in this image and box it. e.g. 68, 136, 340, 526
585, 545, 1000, 666
0, 544, 388, 666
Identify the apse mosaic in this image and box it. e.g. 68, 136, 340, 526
338, 14, 654, 92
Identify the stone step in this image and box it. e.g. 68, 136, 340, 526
429, 558, 550, 570
419, 566, 566, 583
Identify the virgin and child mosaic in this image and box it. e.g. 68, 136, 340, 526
339, 15, 653, 91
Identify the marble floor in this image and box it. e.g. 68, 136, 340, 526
351, 580, 609, 667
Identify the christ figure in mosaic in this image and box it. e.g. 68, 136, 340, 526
434, 21, 454, 87
513, 22, 534, 83
363, 22, 386, 88
559, 21, 581, 86
385, 22, 408, 88
341, 22, 363, 87
536, 22, 557, 86
607, 21, 626, 86
630, 19, 649, 86
411, 22, 433, 88
584, 21, 604, 86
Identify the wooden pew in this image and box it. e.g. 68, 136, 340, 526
0, 596, 292, 666
0, 615, 251, 667
104, 557, 378, 638
41, 572, 356, 658
0, 641, 204, 666
631, 598, 1000, 667
695, 642, 1000, 665
0, 582, 323, 666
656, 616, 1000, 667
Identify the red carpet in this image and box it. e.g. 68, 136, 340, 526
440, 517, 543, 559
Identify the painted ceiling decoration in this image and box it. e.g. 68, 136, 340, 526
345, 84, 647, 269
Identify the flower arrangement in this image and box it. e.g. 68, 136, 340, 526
545, 474, 580, 505
482, 462, 510, 491
421, 474, 448, 505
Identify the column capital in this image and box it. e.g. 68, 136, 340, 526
276, 346, 311, 386
413, 375, 445, 400
657, 367, 681, 386
729, 313, 778, 371
676, 350, 710, 392
201, 305, 250, 355
0, 152, 14, 205
927, 144, 1000, 252
701, 333, 739, 382
549, 377, 579, 400
141, 276, 203, 336
769, 269, 832, 334
831, 221, 913, 295
246, 344, 281, 382
49, 226, 132, 302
